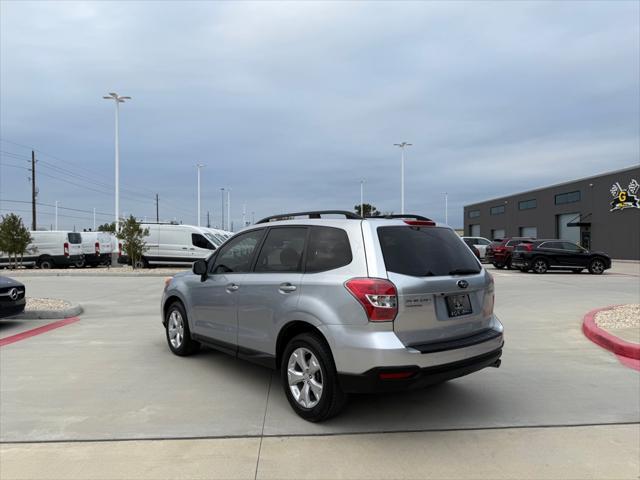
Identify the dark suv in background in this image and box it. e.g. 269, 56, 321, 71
511, 240, 611, 274
485, 237, 533, 269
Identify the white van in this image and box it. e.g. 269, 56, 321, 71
121, 224, 231, 268
0, 231, 83, 269
77, 231, 113, 267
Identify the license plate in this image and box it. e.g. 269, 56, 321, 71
446, 294, 472, 317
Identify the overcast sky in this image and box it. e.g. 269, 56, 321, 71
1, 0, 638, 230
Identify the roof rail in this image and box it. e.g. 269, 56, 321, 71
256, 210, 363, 224
381, 214, 434, 222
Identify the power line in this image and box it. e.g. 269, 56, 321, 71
0, 199, 112, 217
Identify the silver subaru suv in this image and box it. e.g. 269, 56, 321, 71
161, 211, 503, 421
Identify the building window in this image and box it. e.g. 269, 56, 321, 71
490, 205, 505, 215
468, 210, 480, 218
555, 191, 581, 205
519, 199, 537, 210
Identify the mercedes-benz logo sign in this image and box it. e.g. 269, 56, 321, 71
8, 288, 19, 301
457, 280, 469, 289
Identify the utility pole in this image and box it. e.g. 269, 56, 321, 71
445, 192, 449, 225
55, 201, 58, 230
207, 211, 210, 228
93, 208, 96, 231
227, 189, 231, 232
155, 193, 159, 222
31, 150, 36, 230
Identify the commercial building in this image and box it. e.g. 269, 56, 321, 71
463, 166, 640, 260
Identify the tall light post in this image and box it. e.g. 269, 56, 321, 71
103, 92, 131, 233
55, 200, 58, 230
220, 188, 225, 230
196, 164, 205, 226
227, 188, 231, 232
360, 179, 365, 218
393, 142, 412, 214
444, 192, 449, 225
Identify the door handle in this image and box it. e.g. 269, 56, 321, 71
182, 247, 188, 250
226, 283, 239, 292
279, 283, 297, 293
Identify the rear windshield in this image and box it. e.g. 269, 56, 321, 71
67, 233, 82, 244
377, 226, 480, 277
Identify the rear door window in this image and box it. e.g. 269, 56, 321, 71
255, 227, 307, 272
67, 233, 82, 244
305, 226, 352, 273
378, 226, 480, 277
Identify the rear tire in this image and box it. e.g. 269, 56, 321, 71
281, 333, 347, 422
165, 302, 200, 356
38, 258, 54, 269
588, 258, 606, 275
532, 258, 548, 274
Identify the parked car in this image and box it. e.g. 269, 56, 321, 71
0, 231, 83, 269
77, 231, 113, 267
0, 276, 26, 318
461, 236, 492, 261
485, 237, 534, 269
462, 238, 482, 260
511, 240, 611, 274
119, 224, 233, 268
161, 211, 503, 421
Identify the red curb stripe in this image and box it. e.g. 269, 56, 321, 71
0, 316, 80, 347
582, 306, 640, 370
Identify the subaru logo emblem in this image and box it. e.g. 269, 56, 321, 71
8, 288, 18, 301
457, 280, 469, 289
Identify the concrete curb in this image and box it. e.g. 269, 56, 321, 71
9, 304, 83, 320
582, 306, 640, 360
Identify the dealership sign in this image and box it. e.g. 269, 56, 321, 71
610, 179, 639, 211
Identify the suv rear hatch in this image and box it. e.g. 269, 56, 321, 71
377, 225, 494, 346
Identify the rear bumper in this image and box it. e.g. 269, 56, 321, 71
338, 347, 502, 393
319, 316, 504, 376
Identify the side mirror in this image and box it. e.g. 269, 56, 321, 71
192, 259, 207, 279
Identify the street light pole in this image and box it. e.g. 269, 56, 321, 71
360, 179, 365, 218
103, 93, 131, 233
221, 188, 225, 230
55, 200, 58, 230
196, 164, 205, 227
227, 189, 231, 232
445, 192, 448, 225
393, 142, 412, 214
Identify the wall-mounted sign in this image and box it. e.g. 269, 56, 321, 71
610, 179, 639, 211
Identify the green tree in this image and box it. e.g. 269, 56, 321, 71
0, 214, 32, 269
118, 215, 149, 269
97, 222, 116, 233
354, 204, 380, 218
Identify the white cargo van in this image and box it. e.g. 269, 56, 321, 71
77, 231, 113, 267
120, 224, 231, 268
0, 231, 83, 269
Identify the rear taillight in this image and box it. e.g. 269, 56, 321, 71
345, 278, 398, 322
494, 246, 506, 253
95, 242, 100, 255
64, 242, 69, 257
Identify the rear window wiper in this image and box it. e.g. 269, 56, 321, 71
449, 268, 481, 275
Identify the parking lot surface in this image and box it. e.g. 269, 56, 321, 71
1, 263, 638, 443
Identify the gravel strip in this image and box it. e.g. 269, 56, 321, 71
25, 298, 72, 312
595, 304, 640, 330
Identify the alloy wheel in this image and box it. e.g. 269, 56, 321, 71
591, 260, 604, 274
168, 310, 185, 349
287, 347, 323, 409
533, 259, 547, 273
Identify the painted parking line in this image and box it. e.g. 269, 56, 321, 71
0, 317, 80, 347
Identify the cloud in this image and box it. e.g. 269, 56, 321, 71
1, 0, 638, 229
